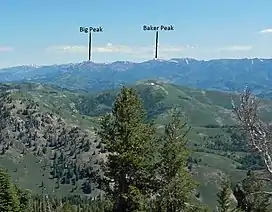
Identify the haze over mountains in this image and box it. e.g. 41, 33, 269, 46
1, 58, 272, 96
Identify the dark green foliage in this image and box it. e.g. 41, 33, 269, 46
205, 126, 265, 170
236, 153, 264, 170
216, 179, 235, 212
97, 86, 156, 211
205, 127, 247, 152
96, 89, 208, 211
151, 110, 198, 211
58, 202, 76, 212
14, 185, 31, 211
0, 168, 20, 212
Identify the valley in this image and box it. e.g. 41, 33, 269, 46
1, 79, 271, 208
3, 1, 272, 210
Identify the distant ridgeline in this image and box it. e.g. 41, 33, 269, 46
0, 58, 272, 97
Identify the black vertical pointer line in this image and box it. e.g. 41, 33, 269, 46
88, 31, 92, 61
155, 30, 159, 59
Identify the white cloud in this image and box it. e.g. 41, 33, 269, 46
95, 43, 141, 54
0, 46, 14, 52
219, 45, 252, 51
45, 43, 197, 56
45, 45, 86, 53
260, 28, 272, 34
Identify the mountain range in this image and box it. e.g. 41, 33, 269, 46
1, 58, 272, 208
0, 80, 271, 208
1, 58, 272, 96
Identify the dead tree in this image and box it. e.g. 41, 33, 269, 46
232, 87, 272, 203
232, 87, 272, 177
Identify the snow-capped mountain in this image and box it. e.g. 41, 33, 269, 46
0, 58, 272, 95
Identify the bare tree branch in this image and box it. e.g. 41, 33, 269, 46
232, 87, 272, 176
247, 191, 272, 196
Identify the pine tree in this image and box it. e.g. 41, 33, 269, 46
0, 168, 20, 212
152, 110, 197, 212
216, 179, 237, 212
58, 202, 76, 212
14, 184, 31, 211
96, 87, 156, 212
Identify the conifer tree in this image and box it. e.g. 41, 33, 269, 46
152, 110, 197, 212
97, 87, 156, 212
216, 179, 237, 212
0, 168, 20, 212
14, 184, 31, 211
58, 202, 76, 212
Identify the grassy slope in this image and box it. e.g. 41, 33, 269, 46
1, 81, 272, 208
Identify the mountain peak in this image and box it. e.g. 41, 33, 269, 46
2, 57, 272, 69
1, 58, 272, 95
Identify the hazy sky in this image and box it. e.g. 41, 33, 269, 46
1, 0, 272, 68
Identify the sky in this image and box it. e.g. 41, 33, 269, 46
1, 0, 272, 68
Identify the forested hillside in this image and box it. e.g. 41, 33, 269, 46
0, 81, 272, 211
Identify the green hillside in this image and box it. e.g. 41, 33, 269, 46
0, 80, 271, 208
